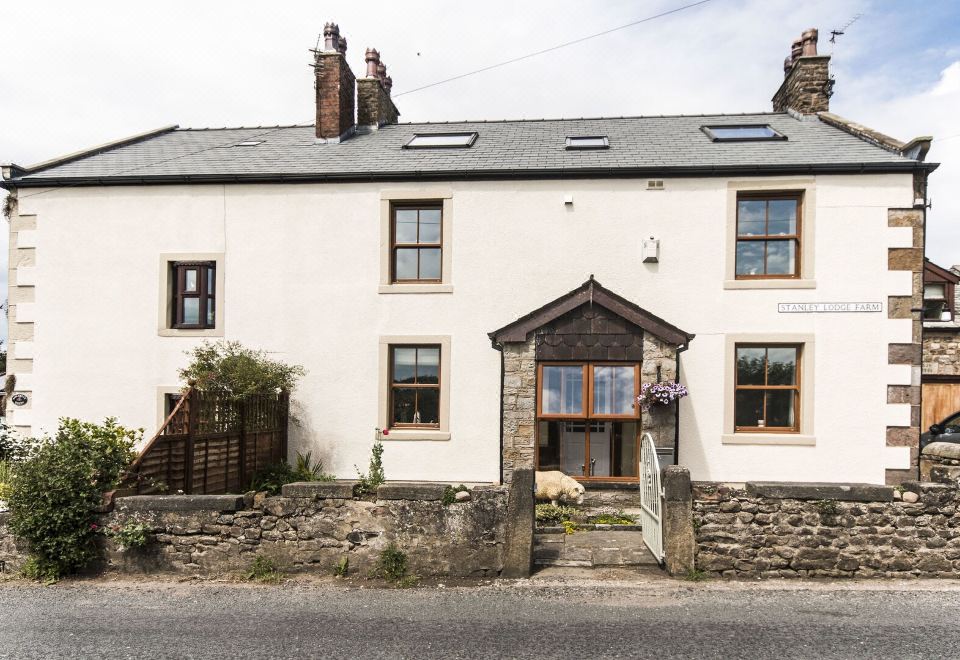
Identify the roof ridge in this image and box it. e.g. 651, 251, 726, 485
169, 112, 791, 132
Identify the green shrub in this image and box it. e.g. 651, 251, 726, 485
249, 451, 334, 495
442, 484, 469, 506
334, 556, 349, 577
355, 440, 385, 496
0, 461, 11, 502
683, 568, 709, 582
179, 340, 306, 398
372, 543, 416, 586
244, 554, 283, 584
589, 510, 636, 525
9, 418, 140, 581
0, 422, 35, 464
103, 520, 151, 551
20, 556, 60, 585
535, 503, 577, 526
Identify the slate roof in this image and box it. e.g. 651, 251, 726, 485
2, 112, 929, 188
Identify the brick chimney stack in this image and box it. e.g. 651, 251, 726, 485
313, 22, 356, 142
357, 47, 400, 131
772, 28, 834, 114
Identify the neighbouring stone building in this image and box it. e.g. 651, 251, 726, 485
922, 259, 960, 428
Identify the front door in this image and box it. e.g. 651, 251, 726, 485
535, 362, 640, 481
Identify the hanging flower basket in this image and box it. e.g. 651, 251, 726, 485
637, 382, 689, 413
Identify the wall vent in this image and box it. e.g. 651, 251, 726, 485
647, 180, 664, 190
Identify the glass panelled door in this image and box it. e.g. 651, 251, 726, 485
537, 363, 640, 480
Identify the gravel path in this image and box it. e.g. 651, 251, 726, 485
2, 570, 959, 659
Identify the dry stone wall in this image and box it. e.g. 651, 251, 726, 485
0, 482, 512, 578
694, 481, 960, 578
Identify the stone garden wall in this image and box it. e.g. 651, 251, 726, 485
0, 481, 523, 579
694, 481, 960, 578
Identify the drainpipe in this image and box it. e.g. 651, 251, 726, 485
673, 342, 690, 466
491, 337, 505, 484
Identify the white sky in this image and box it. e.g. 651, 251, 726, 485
2, 0, 958, 347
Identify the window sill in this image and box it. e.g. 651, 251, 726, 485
722, 433, 815, 446
383, 429, 451, 441
158, 327, 224, 338
379, 284, 454, 294
724, 279, 816, 290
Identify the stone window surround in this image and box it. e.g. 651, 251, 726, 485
157, 253, 225, 337
722, 333, 815, 446
724, 178, 817, 290
379, 191, 453, 294
377, 335, 452, 440
155, 385, 183, 431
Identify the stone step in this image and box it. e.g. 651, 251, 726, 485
534, 530, 659, 568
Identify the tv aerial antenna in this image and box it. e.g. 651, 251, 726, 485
830, 14, 862, 48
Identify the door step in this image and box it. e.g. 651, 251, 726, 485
533, 530, 659, 567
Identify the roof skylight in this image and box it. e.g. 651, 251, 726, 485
235, 140, 264, 147
701, 125, 786, 142
566, 136, 609, 150
404, 132, 478, 149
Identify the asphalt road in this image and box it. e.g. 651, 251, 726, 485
2, 571, 960, 659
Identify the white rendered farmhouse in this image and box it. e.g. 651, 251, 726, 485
1, 25, 936, 487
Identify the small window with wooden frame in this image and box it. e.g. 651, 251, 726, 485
171, 261, 216, 329
389, 344, 441, 428
734, 344, 801, 433
390, 203, 442, 283
735, 192, 802, 279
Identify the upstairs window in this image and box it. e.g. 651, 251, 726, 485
735, 193, 801, 279
172, 261, 215, 329
404, 132, 478, 148
702, 125, 786, 141
566, 136, 609, 150
924, 283, 953, 321
391, 204, 442, 283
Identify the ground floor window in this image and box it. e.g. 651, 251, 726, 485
536, 362, 640, 480
734, 344, 801, 432
389, 344, 441, 428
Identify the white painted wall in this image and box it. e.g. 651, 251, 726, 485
15, 172, 916, 484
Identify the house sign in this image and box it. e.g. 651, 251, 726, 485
11, 393, 28, 407
777, 302, 882, 313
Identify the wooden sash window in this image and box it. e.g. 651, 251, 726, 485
172, 262, 215, 329
389, 345, 441, 428
391, 204, 442, 283
734, 344, 801, 432
735, 193, 802, 279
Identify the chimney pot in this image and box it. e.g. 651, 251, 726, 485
801, 28, 818, 56
377, 62, 387, 81
790, 38, 803, 62
773, 27, 832, 114
384, 76, 393, 95
323, 22, 340, 52
315, 23, 356, 140
365, 48, 381, 77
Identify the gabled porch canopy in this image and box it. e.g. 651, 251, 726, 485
488, 275, 695, 348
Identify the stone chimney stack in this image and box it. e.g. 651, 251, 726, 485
772, 28, 834, 114
313, 22, 356, 142
357, 47, 400, 131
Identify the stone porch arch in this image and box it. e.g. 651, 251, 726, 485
489, 276, 695, 485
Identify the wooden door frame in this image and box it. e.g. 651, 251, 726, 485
535, 361, 641, 482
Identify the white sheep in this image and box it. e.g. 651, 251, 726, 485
534, 470, 585, 505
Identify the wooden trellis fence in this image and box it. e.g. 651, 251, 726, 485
120, 387, 289, 495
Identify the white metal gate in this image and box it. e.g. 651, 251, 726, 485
639, 432, 664, 563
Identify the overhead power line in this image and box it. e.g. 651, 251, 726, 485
393, 0, 718, 98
